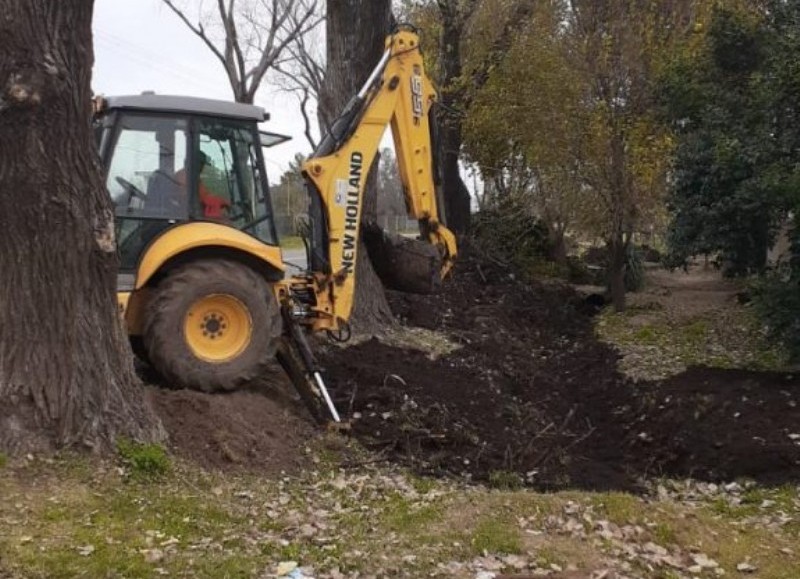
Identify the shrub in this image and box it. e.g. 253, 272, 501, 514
471, 198, 552, 272
116, 438, 170, 481
625, 245, 645, 292
488, 470, 524, 490
751, 263, 800, 360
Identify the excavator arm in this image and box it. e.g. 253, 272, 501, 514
275, 28, 457, 425
297, 27, 457, 330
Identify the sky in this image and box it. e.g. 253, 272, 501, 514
91, 0, 482, 203
91, 0, 314, 176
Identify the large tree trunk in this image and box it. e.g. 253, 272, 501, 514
0, 0, 164, 454
320, 0, 395, 334
437, 1, 472, 234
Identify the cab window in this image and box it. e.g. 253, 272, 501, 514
196, 119, 277, 244
105, 113, 189, 270
106, 114, 188, 220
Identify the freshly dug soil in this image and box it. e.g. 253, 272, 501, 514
320, 250, 800, 491
147, 374, 314, 474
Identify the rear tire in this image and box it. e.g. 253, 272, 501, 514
143, 259, 281, 392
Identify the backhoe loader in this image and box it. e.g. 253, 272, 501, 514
94, 27, 457, 423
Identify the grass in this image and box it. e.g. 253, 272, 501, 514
597, 304, 788, 381
0, 457, 798, 578
116, 438, 171, 481
470, 518, 523, 555
488, 470, 524, 490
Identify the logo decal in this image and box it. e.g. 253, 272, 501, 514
411, 65, 424, 122
341, 152, 363, 274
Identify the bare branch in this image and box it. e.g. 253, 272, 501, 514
161, 0, 323, 104
298, 87, 317, 149
161, 0, 228, 70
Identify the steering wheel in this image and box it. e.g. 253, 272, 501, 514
115, 176, 146, 200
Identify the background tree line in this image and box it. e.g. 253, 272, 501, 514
170, 0, 800, 351
401, 0, 800, 359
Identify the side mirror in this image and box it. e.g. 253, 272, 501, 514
260, 131, 292, 148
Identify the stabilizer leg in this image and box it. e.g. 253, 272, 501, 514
277, 307, 344, 426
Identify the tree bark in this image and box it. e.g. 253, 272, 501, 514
320, 0, 395, 334
437, 1, 472, 234
0, 0, 164, 454
608, 236, 627, 313
549, 228, 568, 266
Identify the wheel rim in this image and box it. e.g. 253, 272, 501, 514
184, 294, 253, 363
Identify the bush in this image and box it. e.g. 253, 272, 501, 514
471, 199, 552, 272
751, 264, 800, 360
625, 245, 645, 292
488, 470, 524, 490
116, 438, 170, 481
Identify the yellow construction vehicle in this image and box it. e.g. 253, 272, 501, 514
94, 27, 456, 422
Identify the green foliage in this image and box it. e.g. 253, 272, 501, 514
470, 517, 522, 555
471, 197, 552, 272
662, 4, 796, 275
487, 470, 523, 490
0, 452, 7, 469
663, 2, 800, 353
116, 438, 170, 481
751, 261, 800, 360
624, 246, 645, 293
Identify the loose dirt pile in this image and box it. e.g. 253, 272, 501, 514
320, 251, 800, 491
147, 379, 314, 474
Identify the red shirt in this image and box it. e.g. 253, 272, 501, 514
175, 169, 230, 219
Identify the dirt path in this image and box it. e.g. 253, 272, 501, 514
596, 265, 785, 382
631, 265, 740, 319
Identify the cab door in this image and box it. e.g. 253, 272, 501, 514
103, 113, 190, 282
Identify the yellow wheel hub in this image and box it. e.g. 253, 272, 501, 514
184, 294, 253, 363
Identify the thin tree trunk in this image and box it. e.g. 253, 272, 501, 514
606, 118, 628, 312
0, 0, 164, 454
320, 0, 395, 334
608, 236, 627, 312
549, 228, 568, 266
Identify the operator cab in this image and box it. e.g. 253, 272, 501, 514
93, 94, 290, 277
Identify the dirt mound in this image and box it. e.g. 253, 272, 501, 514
320, 251, 800, 490
637, 367, 799, 484
147, 379, 314, 474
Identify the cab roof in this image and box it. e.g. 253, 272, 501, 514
103, 94, 269, 122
